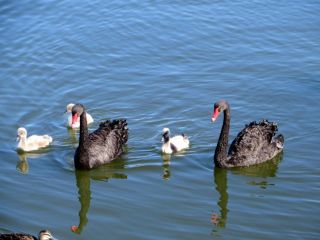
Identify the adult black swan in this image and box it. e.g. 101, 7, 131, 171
211, 100, 284, 168
71, 104, 128, 170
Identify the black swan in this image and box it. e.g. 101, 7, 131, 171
0, 230, 55, 240
71, 104, 128, 170
211, 100, 284, 168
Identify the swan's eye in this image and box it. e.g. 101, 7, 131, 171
218, 107, 222, 112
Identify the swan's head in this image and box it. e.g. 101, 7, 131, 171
66, 103, 75, 113
17, 127, 27, 140
211, 100, 229, 122
71, 104, 85, 125
162, 128, 170, 134
162, 128, 170, 143
38, 230, 57, 240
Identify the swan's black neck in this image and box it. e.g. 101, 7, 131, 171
79, 111, 89, 144
214, 106, 230, 167
162, 132, 170, 143
75, 111, 90, 169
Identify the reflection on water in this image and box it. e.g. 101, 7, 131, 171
72, 170, 91, 234
161, 151, 190, 180
16, 153, 29, 174
212, 153, 283, 228
72, 159, 127, 234
212, 167, 228, 228
231, 152, 283, 179
66, 128, 78, 145
161, 154, 171, 180
16, 150, 55, 174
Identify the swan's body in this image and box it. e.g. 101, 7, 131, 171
66, 103, 94, 128
72, 104, 128, 170
211, 100, 284, 168
0, 230, 55, 240
161, 128, 190, 154
16, 128, 53, 152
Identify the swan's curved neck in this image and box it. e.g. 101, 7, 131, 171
214, 106, 230, 167
18, 136, 26, 148
79, 111, 88, 145
74, 111, 90, 169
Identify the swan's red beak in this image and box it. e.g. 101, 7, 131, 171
211, 108, 220, 122
71, 113, 78, 125
71, 225, 79, 233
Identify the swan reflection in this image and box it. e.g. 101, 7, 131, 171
212, 167, 228, 228
66, 128, 78, 145
160, 152, 187, 180
71, 159, 127, 234
16, 151, 51, 174
161, 153, 171, 180
212, 153, 283, 228
16, 153, 29, 174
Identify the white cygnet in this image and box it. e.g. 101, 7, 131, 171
161, 127, 190, 154
65, 103, 94, 128
16, 127, 53, 152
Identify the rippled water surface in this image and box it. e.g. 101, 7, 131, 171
1, 1, 319, 239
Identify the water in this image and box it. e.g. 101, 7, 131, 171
1, 0, 319, 239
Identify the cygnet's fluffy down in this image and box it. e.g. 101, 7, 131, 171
16, 127, 53, 152
161, 127, 190, 154
65, 103, 94, 128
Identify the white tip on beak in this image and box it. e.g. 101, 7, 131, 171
211, 118, 216, 122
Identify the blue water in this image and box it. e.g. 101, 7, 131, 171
1, 1, 319, 239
